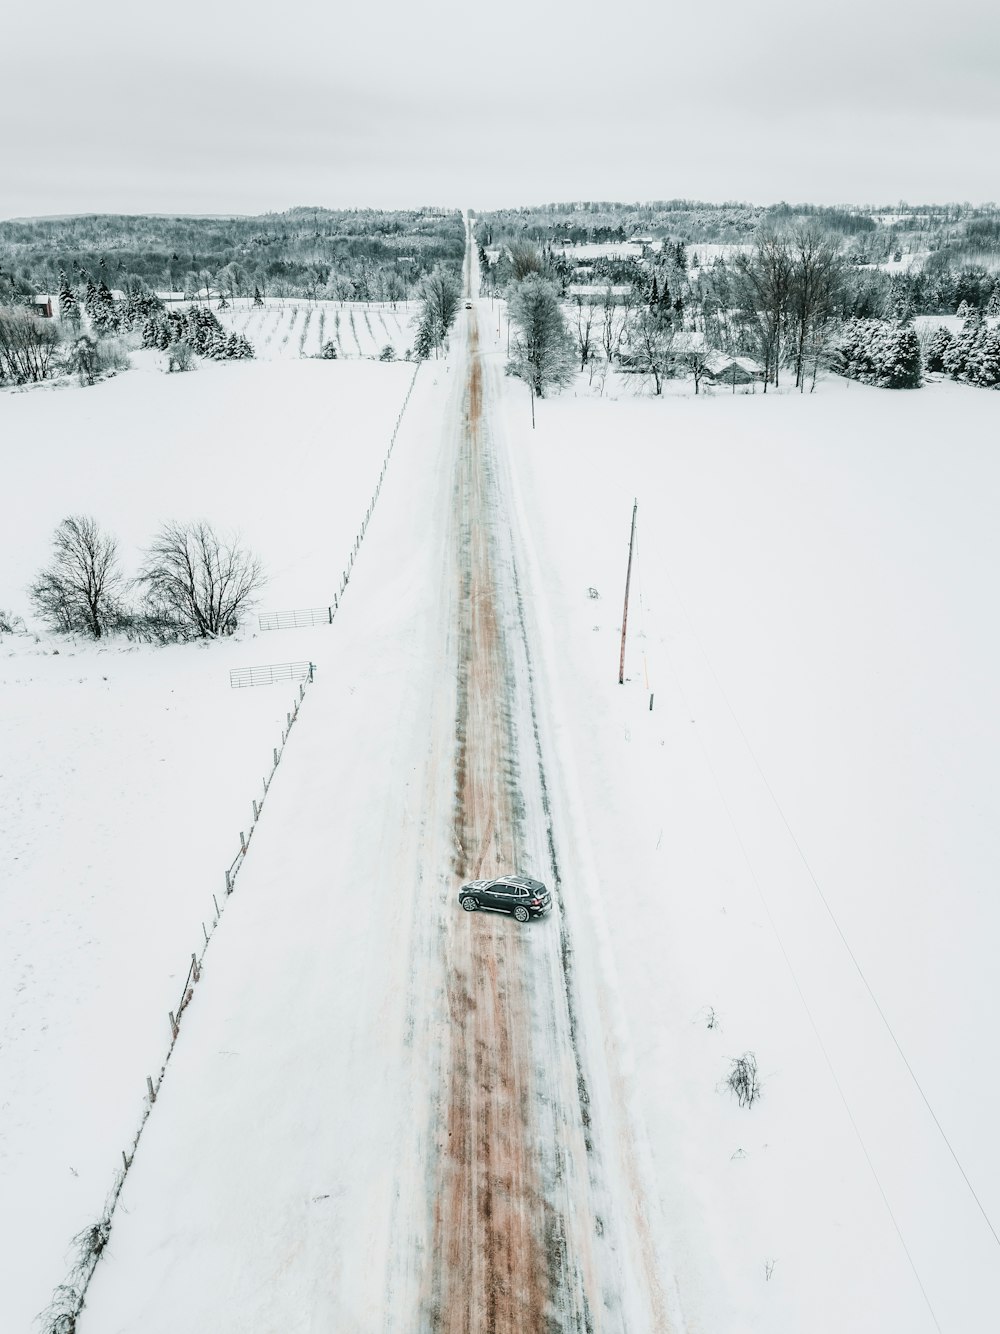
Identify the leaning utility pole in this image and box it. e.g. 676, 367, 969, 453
618, 499, 637, 685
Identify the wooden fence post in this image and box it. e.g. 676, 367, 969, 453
252, 798, 259, 822
240, 830, 246, 854
192, 953, 201, 983
147, 1076, 156, 1104
169, 1012, 179, 1040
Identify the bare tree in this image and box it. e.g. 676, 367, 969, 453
734, 232, 794, 389
674, 332, 712, 394
137, 521, 264, 638
0, 307, 61, 384
787, 225, 844, 390
507, 240, 544, 282
628, 305, 674, 395
29, 515, 126, 638
573, 294, 600, 372
600, 287, 629, 369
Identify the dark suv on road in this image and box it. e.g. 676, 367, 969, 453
458, 875, 551, 923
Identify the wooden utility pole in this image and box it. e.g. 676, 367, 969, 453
618, 500, 637, 684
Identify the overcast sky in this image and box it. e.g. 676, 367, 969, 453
5, 0, 998, 218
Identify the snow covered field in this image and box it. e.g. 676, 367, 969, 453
492, 359, 1000, 1331
4, 299, 1000, 1332
1, 353, 422, 1331
211, 298, 419, 362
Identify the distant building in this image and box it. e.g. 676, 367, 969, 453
702, 351, 764, 385
566, 284, 632, 299
32, 295, 54, 318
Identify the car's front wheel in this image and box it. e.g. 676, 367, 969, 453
461, 896, 478, 912
513, 906, 530, 923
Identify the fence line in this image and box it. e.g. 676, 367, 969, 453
42, 355, 424, 1334
258, 606, 335, 631
229, 660, 316, 689
41, 673, 315, 1333
260, 359, 421, 631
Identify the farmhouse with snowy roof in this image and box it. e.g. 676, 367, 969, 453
701, 351, 764, 385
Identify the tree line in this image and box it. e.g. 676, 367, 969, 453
0, 207, 466, 304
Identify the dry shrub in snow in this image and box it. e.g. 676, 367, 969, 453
0, 607, 26, 634
725, 1051, 761, 1108
137, 520, 264, 638
36, 1282, 80, 1334
166, 338, 195, 372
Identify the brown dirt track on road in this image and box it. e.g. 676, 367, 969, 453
426, 321, 555, 1332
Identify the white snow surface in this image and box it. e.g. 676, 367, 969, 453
1, 353, 421, 1331
3, 303, 1000, 1332
492, 360, 1000, 1332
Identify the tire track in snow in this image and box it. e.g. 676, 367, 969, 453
424, 316, 603, 1332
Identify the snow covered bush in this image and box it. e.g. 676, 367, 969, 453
834, 318, 921, 388
167, 338, 196, 372
379, 344, 396, 361
320, 340, 338, 359
0, 607, 26, 634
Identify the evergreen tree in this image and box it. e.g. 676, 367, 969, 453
976, 326, 1000, 387
876, 321, 922, 389
925, 326, 954, 373
835, 318, 921, 388
57, 270, 80, 327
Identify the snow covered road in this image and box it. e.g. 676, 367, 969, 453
78, 234, 668, 1333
